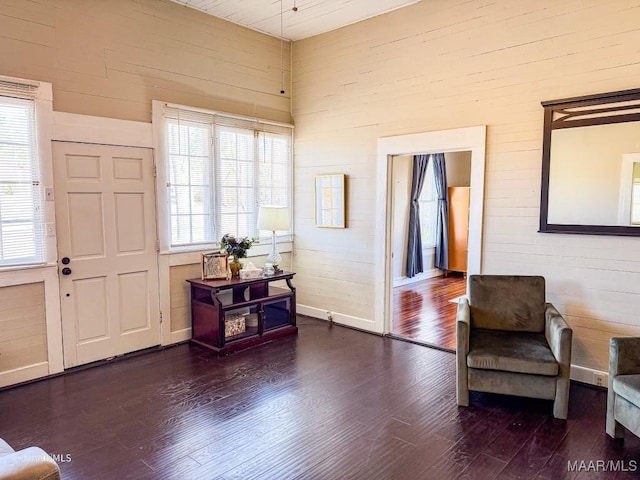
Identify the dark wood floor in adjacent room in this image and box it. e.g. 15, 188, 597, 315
392, 275, 467, 350
1, 317, 638, 480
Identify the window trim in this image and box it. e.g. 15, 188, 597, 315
0, 75, 54, 270
152, 100, 294, 254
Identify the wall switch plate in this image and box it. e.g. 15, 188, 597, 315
46, 223, 56, 237
45, 187, 54, 201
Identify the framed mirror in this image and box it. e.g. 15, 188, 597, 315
540, 88, 640, 236
315, 174, 346, 228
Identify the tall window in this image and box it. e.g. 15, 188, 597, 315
632, 162, 640, 225
167, 120, 212, 246
418, 161, 438, 248
161, 104, 292, 250
0, 90, 43, 266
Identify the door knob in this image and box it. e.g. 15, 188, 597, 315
61, 257, 70, 265
61, 267, 72, 275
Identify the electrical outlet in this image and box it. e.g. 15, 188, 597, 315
593, 373, 606, 387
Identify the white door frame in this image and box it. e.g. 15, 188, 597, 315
374, 126, 487, 335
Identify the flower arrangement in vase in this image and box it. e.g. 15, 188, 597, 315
220, 234, 257, 276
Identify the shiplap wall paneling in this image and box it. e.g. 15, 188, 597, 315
292, 0, 640, 371
0, 0, 291, 124
0, 283, 47, 372
170, 264, 201, 335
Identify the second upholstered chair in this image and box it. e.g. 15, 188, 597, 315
606, 336, 640, 439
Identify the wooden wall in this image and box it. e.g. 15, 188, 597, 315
0, 283, 47, 373
292, 0, 640, 371
0, 0, 291, 124
2, 0, 637, 376
170, 263, 201, 334
0, 0, 291, 383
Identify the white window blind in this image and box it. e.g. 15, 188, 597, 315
167, 119, 213, 246
0, 90, 44, 266
631, 162, 640, 225
163, 105, 292, 249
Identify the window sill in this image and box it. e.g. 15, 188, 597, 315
0, 262, 56, 273
163, 241, 293, 267
161, 236, 292, 256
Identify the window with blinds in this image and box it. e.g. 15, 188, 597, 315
162, 105, 292, 249
0, 89, 43, 266
419, 161, 438, 248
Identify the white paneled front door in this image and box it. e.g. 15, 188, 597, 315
53, 142, 160, 368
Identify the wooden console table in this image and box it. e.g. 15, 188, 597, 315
187, 271, 297, 354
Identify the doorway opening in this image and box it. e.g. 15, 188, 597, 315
390, 151, 472, 350
373, 126, 487, 346
392, 275, 466, 350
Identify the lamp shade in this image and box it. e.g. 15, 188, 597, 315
257, 206, 290, 231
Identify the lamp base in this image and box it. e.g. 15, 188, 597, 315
267, 231, 283, 273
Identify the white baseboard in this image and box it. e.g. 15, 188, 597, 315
0, 362, 50, 388
393, 269, 442, 288
297, 304, 379, 333
295, 308, 610, 388
570, 364, 608, 387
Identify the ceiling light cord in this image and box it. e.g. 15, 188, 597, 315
280, 0, 285, 94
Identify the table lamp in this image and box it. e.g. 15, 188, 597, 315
257, 206, 290, 274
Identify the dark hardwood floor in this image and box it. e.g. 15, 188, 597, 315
392, 275, 467, 351
1, 317, 638, 479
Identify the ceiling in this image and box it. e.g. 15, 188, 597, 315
169, 0, 421, 41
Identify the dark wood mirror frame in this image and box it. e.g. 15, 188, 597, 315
540, 87, 640, 236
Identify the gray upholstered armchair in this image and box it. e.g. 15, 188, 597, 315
606, 337, 640, 439
456, 275, 573, 419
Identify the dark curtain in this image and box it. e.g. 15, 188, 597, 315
432, 153, 449, 270
405, 154, 430, 278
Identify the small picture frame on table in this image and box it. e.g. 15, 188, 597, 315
201, 252, 229, 280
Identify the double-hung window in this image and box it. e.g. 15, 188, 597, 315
157, 103, 293, 251
0, 79, 45, 266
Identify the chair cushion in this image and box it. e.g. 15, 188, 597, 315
469, 275, 546, 332
0, 438, 14, 456
613, 374, 640, 409
467, 329, 559, 376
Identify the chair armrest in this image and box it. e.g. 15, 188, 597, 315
456, 298, 471, 406
544, 303, 572, 367
609, 337, 640, 377
0, 447, 60, 480
456, 298, 470, 355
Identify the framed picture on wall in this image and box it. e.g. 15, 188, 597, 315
315, 173, 346, 228
201, 252, 229, 280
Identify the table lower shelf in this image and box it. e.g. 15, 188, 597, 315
190, 324, 298, 355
